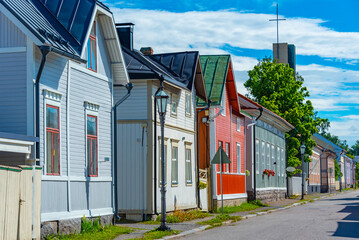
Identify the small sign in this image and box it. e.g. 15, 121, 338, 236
210, 147, 231, 164
286, 167, 296, 172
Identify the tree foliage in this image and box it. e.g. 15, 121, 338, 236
244, 58, 328, 174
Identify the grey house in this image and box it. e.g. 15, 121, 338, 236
238, 93, 295, 202
0, 0, 128, 235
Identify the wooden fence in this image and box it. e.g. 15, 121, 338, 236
0, 165, 41, 240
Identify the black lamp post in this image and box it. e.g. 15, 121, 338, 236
300, 144, 306, 200
155, 86, 170, 231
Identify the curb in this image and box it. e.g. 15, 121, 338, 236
160, 190, 354, 239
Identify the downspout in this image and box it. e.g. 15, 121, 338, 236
153, 76, 164, 215
196, 101, 211, 209
252, 107, 263, 200
113, 83, 134, 219
285, 129, 296, 198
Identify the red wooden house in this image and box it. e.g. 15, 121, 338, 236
197, 55, 247, 209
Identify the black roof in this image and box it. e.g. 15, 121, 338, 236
1, 0, 111, 56
122, 47, 201, 92
1, 0, 80, 56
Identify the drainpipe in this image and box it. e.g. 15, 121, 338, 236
113, 83, 134, 219
252, 107, 263, 201
196, 101, 211, 209
153, 76, 164, 215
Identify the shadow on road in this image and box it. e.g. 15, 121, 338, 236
332, 195, 359, 238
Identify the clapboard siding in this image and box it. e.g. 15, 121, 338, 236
0, 11, 26, 48
37, 49, 68, 174
115, 81, 148, 120
151, 83, 194, 131
0, 52, 27, 134
69, 68, 112, 177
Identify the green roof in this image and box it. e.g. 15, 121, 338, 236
197, 55, 231, 106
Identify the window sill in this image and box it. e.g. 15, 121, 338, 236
171, 182, 178, 187
186, 182, 193, 186
170, 113, 178, 118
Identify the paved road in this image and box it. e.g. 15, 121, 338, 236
184, 190, 359, 240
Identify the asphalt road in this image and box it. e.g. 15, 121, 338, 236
184, 190, 359, 240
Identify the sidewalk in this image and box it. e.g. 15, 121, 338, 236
114, 189, 351, 239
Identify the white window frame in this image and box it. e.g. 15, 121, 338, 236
237, 118, 241, 132
266, 143, 270, 169
281, 148, 285, 177
170, 94, 178, 117
255, 139, 260, 174
277, 146, 281, 177
185, 143, 192, 185
236, 143, 241, 173
221, 88, 226, 116
43, 89, 62, 176
158, 137, 168, 186
185, 92, 192, 117
225, 142, 230, 172
171, 140, 179, 186
84, 101, 100, 178
261, 141, 265, 171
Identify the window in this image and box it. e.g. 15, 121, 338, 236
218, 141, 223, 172
255, 139, 259, 174
159, 141, 167, 185
87, 22, 97, 72
171, 142, 178, 185
236, 143, 241, 173
171, 94, 178, 116
185, 145, 192, 184
281, 148, 285, 177
271, 144, 275, 169
185, 93, 191, 116
87, 115, 98, 177
261, 141, 265, 171
46, 105, 60, 175
266, 143, 270, 169
225, 142, 230, 172
277, 146, 281, 177
221, 89, 226, 116
237, 118, 241, 132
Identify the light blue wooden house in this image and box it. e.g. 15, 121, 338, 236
0, 0, 129, 236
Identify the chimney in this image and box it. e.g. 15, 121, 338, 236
140, 47, 153, 55
115, 23, 134, 50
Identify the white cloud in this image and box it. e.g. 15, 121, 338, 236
330, 120, 359, 146
112, 9, 359, 59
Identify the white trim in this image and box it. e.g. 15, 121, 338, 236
256, 187, 286, 191
84, 101, 100, 112
41, 207, 113, 222
85, 106, 100, 177
0, 47, 26, 53
43, 89, 62, 102
0, 4, 42, 46
236, 117, 241, 132
215, 193, 247, 200
0, 138, 34, 154
66, 61, 71, 212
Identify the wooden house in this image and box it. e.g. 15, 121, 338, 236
312, 134, 340, 193
197, 55, 247, 209
0, 0, 129, 236
115, 24, 207, 220
238, 93, 294, 202
308, 145, 322, 194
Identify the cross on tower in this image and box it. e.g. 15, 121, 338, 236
269, 4, 286, 59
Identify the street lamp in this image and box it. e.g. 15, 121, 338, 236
300, 144, 306, 200
155, 87, 170, 231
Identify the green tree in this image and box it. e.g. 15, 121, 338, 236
334, 159, 343, 180
244, 58, 328, 175
350, 140, 359, 156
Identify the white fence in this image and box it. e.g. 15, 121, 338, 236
0, 165, 41, 240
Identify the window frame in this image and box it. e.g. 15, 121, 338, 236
171, 140, 179, 186
158, 137, 168, 186
217, 141, 223, 172
87, 21, 97, 72
255, 139, 260, 174
236, 143, 241, 173
170, 93, 178, 117
225, 142, 230, 173
185, 143, 192, 185
237, 117, 241, 132
87, 115, 98, 177
221, 88, 226, 116
45, 104, 60, 176
185, 92, 192, 117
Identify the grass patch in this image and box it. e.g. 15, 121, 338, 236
288, 195, 299, 199
131, 229, 179, 240
198, 214, 241, 229
149, 210, 210, 223
343, 188, 352, 191
214, 200, 268, 214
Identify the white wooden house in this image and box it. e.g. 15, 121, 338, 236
0, 0, 128, 235
115, 24, 207, 220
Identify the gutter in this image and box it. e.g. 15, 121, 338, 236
196, 101, 211, 209
113, 83, 134, 219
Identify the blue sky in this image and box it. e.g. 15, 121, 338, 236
105, 0, 359, 146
